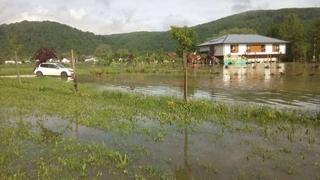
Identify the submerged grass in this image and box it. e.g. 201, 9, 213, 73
0, 77, 319, 179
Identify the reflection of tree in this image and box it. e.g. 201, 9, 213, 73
174, 127, 192, 180
187, 77, 198, 97
73, 123, 79, 138
38, 122, 62, 143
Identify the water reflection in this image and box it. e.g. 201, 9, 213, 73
174, 127, 192, 180
79, 63, 320, 111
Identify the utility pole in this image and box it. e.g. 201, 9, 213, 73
71, 49, 78, 92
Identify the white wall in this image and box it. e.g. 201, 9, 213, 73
238, 44, 247, 54
279, 44, 286, 54
265, 44, 273, 53
224, 44, 230, 55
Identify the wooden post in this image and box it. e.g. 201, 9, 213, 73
183, 50, 188, 103
71, 49, 78, 92
14, 51, 21, 85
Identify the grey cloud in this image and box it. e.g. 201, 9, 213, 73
94, 0, 110, 7
161, 14, 192, 30
231, 0, 252, 11
0, 0, 318, 34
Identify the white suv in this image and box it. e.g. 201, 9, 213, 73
34, 63, 74, 77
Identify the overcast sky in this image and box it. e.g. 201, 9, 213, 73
0, 0, 319, 35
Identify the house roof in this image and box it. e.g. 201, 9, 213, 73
198, 34, 288, 46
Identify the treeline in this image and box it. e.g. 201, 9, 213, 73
0, 8, 320, 62
268, 14, 320, 61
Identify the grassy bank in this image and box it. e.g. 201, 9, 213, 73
1, 77, 319, 128
0, 62, 222, 77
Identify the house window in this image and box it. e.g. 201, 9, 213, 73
230, 44, 239, 53
246, 45, 251, 53
273, 44, 280, 52
248, 44, 264, 53
261, 45, 266, 52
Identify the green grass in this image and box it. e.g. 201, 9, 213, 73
0, 77, 318, 128
0, 62, 217, 77
0, 64, 34, 76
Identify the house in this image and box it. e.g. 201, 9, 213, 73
84, 57, 98, 63
61, 58, 71, 64
198, 34, 288, 64
5, 60, 22, 64
48, 58, 60, 63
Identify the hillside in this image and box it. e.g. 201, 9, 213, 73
0, 21, 105, 58
0, 7, 319, 59
103, 8, 320, 52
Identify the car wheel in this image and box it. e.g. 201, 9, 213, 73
36, 71, 43, 77
61, 72, 68, 78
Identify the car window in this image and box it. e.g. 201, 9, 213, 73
40, 64, 49, 68
56, 63, 65, 68
48, 64, 58, 68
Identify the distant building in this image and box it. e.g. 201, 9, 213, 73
84, 57, 98, 63
61, 58, 71, 64
198, 34, 288, 64
48, 58, 60, 63
5, 60, 22, 64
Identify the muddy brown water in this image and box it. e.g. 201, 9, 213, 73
11, 115, 319, 179
79, 63, 320, 111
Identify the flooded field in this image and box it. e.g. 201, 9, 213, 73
1, 63, 319, 179
79, 63, 320, 111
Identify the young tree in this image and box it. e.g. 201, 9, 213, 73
8, 34, 22, 85
33, 48, 57, 66
94, 44, 113, 66
279, 14, 305, 61
115, 49, 130, 59
170, 26, 197, 102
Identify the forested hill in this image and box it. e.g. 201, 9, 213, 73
0, 7, 320, 59
0, 21, 105, 58
192, 8, 320, 42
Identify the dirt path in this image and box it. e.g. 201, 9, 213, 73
0, 75, 35, 78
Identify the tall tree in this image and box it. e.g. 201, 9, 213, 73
8, 34, 22, 85
279, 14, 305, 61
170, 26, 197, 102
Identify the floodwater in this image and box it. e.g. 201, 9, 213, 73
14, 115, 320, 179
79, 63, 320, 111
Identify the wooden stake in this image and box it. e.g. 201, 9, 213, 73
183, 50, 188, 103
71, 49, 78, 92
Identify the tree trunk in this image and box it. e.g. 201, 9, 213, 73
183, 50, 188, 103
71, 49, 78, 92
14, 51, 21, 85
